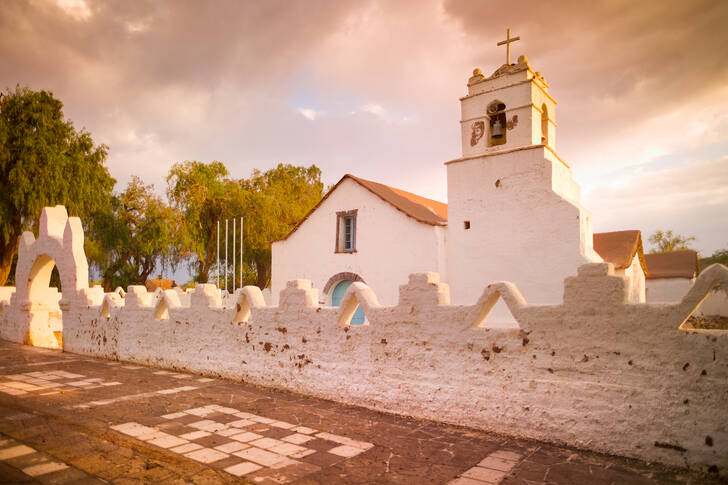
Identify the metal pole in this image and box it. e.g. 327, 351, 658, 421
232, 217, 236, 293
240, 216, 243, 288
225, 219, 228, 293
216, 220, 220, 289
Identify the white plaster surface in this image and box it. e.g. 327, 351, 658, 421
446, 146, 601, 316
647, 278, 694, 303
271, 177, 446, 306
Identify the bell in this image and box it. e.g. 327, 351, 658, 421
491, 119, 504, 138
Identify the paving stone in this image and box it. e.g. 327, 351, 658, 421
22, 461, 69, 476
478, 455, 519, 472
0, 444, 36, 460
224, 460, 262, 476
328, 444, 365, 458
184, 447, 229, 464
462, 465, 507, 482
213, 441, 249, 453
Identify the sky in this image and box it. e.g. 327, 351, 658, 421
1, 0, 727, 257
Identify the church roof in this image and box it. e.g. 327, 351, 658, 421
644, 250, 699, 279
593, 230, 648, 274
277, 174, 447, 242
347, 175, 448, 225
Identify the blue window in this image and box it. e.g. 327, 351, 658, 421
336, 210, 357, 253
343, 216, 354, 251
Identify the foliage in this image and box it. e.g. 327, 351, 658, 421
166, 160, 241, 283
239, 163, 323, 289
0, 86, 114, 285
699, 247, 728, 273
648, 230, 696, 253
87, 177, 181, 291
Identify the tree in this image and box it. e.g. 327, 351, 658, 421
0, 86, 114, 285
648, 230, 696, 253
166, 160, 240, 283
87, 177, 182, 291
699, 247, 728, 273
240, 164, 323, 289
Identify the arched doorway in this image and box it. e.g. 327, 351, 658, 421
23, 254, 64, 348
331, 280, 365, 325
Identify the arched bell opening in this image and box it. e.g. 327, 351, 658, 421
24, 254, 64, 348
487, 101, 507, 147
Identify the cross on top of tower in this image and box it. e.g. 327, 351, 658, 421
496, 28, 520, 65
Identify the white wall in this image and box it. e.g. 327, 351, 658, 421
647, 278, 694, 303
446, 146, 601, 311
2, 263, 722, 474
616, 253, 646, 303
647, 276, 728, 316
271, 178, 445, 306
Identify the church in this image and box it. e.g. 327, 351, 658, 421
271, 35, 647, 323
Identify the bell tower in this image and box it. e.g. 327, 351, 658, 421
445, 30, 602, 315
460, 50, 556, 158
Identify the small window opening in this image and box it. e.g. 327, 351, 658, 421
464, 221, 471, 230
495, 179, 501, 188
488, 101, 507, 147
336, 210, 358, 253
541, 104, 549, 145
343, 216, 354, 251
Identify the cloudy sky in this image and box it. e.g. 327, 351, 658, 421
2, 0, 727, 255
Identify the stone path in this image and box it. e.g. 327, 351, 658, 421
0, 340, 719, 484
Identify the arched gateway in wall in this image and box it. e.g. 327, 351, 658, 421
12, 206, 91, 348
324, 272, 366, 325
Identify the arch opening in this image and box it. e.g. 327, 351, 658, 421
332, 280, 365, 325
541, 104, 549, 145
488, 101, 507, 147
25, 254, 64, 348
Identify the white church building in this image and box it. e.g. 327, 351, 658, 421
271, 48, 648, 321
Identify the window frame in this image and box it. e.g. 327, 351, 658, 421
335, 209, 358, 253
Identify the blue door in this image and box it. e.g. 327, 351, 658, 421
331, 280, 365, 325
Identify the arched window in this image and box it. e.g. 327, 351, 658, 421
487, 101, 507, 146
541, 104, 549, 145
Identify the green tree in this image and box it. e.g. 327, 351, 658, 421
166, 160, 240, 283
240, 163, 323, 289
699, 247, 728, 273
648, 230, 696, 253
87, 177, 181, 291
0, 86, 114, 285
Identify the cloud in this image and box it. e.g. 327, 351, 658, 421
0, 0, 726, 256
586, 156, 728, 254
297, 108, 323, 121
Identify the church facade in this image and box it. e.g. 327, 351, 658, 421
271, 51, 649, 319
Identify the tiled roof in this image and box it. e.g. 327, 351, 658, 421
347, 175, 447, 225
644, 250, 698, 279
145, 279, 177, 292
276, 174, 447, 241
593, 230, 648, 274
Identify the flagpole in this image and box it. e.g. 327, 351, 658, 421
232, 218, 236, 294
240, 216, 244, 288
225, 219, 228, 293
216, 220, 220, 289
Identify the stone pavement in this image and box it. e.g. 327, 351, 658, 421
0, 340, 719, 484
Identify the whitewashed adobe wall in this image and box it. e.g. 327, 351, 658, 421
615, 253, 646, 303
446, 146, 601, 312
647, 278, 695, 303
271, 178, 446, 306
647, 277, 728, 316
1, 208, 727, 475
